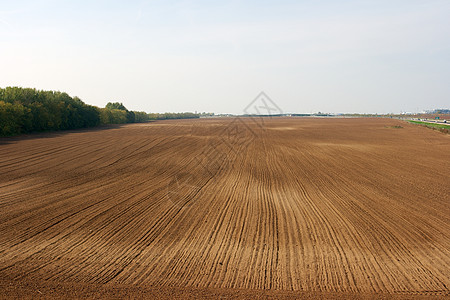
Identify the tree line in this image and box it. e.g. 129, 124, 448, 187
0, 87, 199, 136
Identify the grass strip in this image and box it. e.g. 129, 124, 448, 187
408, 120, 450, 134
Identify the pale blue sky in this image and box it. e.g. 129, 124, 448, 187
1, 0, 449, 114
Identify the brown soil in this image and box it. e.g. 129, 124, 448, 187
1, 118, 449, 299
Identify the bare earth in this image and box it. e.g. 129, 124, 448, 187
0, 118, 449, 299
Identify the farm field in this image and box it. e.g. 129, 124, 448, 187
0, 117, 449, 299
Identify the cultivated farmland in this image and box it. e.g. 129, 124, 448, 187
0, 118, 449, 299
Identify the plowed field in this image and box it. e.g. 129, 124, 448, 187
1, 118, 449, 299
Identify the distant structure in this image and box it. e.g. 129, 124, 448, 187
425, 109, 450, 114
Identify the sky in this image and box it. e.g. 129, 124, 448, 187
0, 0, 449, 114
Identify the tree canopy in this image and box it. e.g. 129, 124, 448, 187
105, 102, 127, 111
0, 87, 200, 136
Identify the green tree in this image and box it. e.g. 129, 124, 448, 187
0, 87, 101, 136
106, 102, 127, 111
0, 101, 31, 136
